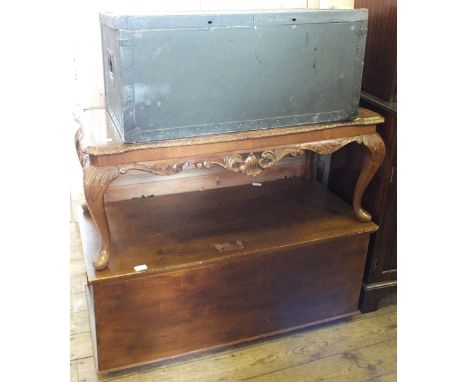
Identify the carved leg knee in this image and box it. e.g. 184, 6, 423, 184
83, 165, 119, 270
353, 133, 386, 222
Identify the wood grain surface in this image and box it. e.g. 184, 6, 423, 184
75, 178, 379, 372
78, 178, 377, 283
91, 233, 369, 371
71, 213, 396, 381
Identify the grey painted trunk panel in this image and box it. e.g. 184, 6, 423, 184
100, 10, 368, 143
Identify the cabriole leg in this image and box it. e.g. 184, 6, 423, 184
353, 133, 386, 222
83, 165, 119, 270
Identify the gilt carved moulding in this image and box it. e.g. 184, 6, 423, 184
113, 135, 375, 177
78, 108, 384, 157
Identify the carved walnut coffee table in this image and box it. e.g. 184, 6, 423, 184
75, 107, 385, 271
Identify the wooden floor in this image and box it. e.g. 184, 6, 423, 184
70, 210, 396, 382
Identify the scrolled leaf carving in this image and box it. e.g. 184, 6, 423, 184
300, 136, 360, 155
357, 134, 386, 153
83, 165, 120, 205
97, 134, 383, 179
84, 166, 119, 188
223, 154, 245, 173
242, 154, 262, 177
210, 150, 306, 177
118, 162, 188, 176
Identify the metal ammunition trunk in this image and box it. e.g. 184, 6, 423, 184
100, 9, 368, 143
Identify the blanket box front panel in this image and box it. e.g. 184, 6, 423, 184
90, 234, 369, 372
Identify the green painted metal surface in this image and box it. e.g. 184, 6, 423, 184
100, 10, 368, 143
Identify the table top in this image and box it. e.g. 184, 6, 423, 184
78, 107, 384, 157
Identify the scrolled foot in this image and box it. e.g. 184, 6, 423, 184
354, 207, 372, 223
93, 249, 111, 270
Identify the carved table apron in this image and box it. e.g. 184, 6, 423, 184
75, 107, 385, 270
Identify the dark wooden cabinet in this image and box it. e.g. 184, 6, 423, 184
355, 0, 397, 103
329, 95, 396, 313
328, 0, 397, 312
